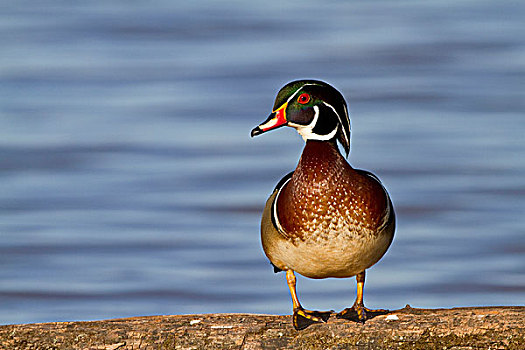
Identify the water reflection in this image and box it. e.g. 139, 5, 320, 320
1, 1, 524, 325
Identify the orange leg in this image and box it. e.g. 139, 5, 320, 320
286, 270, 331, 330
336, 270, 389, 323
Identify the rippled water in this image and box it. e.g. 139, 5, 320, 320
1, 1, 524, 325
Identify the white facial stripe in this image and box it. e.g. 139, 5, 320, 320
282, 83, 322, 107
322, 101, 350, 146
287, 105, 318, 140
343, 103, 351, 141
289, 105, 338, 141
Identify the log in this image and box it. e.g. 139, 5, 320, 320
1, 306, 523, 349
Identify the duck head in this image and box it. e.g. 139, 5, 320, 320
251, 80, 351, 156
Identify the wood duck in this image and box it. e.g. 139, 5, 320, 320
251, 80, 395, 330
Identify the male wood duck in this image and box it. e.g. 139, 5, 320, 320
251, 80, 395, 330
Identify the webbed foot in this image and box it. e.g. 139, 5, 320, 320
292, 307, 331, 330
336, 304, 389, 323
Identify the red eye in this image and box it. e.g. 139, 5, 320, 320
297, 93, 310, 104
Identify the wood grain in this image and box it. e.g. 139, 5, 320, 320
1, 306, 523, 349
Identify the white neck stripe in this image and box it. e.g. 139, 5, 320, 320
272, 177, 291, 237
308, 125, 338, 141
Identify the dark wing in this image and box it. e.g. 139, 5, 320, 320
269, 171, 294, 273
356, 169, 396, 232
270, 171, 293, 237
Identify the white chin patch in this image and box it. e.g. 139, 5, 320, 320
289, 105, 338, 142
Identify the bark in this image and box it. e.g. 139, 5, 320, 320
0, 306, 523, 349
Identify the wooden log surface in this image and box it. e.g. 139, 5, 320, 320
1, 306, 523, 349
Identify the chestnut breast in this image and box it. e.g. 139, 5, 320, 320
277, 141, 388, 243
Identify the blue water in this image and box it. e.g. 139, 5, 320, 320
1, 1, 524, 325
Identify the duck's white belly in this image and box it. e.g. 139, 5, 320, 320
266, 227, 392, 279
